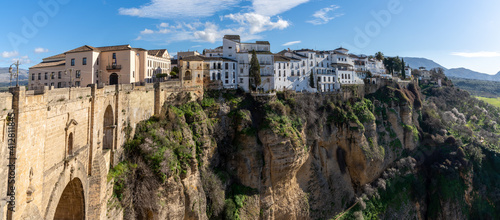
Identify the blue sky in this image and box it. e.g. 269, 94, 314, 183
1, 0, 500, 74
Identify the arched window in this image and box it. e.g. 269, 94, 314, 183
184, 71, 192, 80
68, 133, 73, 156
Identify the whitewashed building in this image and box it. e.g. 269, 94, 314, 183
221, 35, 275, 92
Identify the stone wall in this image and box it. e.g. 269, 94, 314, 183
0, 92, 13, 219
1, 81, 202, 220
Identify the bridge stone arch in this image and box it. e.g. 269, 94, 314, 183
53, 177, 85, 219
44, 160, 88, 220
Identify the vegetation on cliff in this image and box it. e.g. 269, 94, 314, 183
108, 77, 500, 220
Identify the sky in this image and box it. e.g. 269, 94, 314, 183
1, 0, 500, 75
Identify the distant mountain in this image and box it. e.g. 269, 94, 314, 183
446, 68, 500, 81
402, 57, 447, 71
403, 57, 500, 81
0, 67, 29, 83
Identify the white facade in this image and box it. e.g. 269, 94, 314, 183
204, 47, 223, 58
219, 35, 275, 92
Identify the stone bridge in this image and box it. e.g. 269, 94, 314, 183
0, 82, 202, 220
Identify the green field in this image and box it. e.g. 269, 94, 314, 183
476, 96, 500, 108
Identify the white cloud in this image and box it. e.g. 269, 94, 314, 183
191, 45, 202, 48
135, 19, 268, 44
282, 41, 301, 46
140, 29, 155, 34
2, 51, 19, 58
119, 0, 240, 19
451, 51, 500, 58
307, 5, 343, 25
225, 13, 289, 34
8, 55, 31, 65
252, 0, 309, 16
34, 47, 49, 54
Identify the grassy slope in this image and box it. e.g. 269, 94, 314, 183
475, 96, 500, 108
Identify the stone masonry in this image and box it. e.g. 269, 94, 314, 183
0, 81, 202, 220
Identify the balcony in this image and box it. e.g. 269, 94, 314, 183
106, 64, 122, 70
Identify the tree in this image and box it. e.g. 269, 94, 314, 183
249, 50, 261, 91
401, 58, 406, 79
375, 52, 384, 61
309, 69, 315, 88
170, 66, 179, 77
383, 56, 402, 76
383, 58, 393, 75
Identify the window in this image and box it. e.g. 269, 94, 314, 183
58, 71, 62, 79
38, 73, 41, 80
225, 63, 229, 69
51, 72, 55, 79
75, 81, 80, 87
233, 63, 235, 69
32, 74, 35, 80
213, 63, 216, 69
233, 72, 235, 79
240, 68, 243, 73
50, 82, 54, 87
212, 73, 216, 80
225, 80, 228, 84
225, 72, 228, 78
291, 70, 294, 76
57, 82, 62, 88
279, 71, 281, 77
240, 78, 243, 83
96, 58, 99, 65
71, 58, 75, 66
218, 63, 221, 69
45, 73, 48, 80
82, 57, 87, 65
76, 70, 81, 78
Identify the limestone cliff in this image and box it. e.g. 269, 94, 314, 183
107, 80, 500, 220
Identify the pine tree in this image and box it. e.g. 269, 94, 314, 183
375, 52, 384, 61
309, 69, 315, 88
249, 50, 261, 91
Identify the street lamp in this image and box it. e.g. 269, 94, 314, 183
65, 68, 74, 88
8, 60, 21, 87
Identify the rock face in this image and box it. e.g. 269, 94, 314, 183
106, 83, 500, 220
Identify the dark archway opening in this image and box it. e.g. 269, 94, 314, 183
336, 147, 348, 174
103, 105, 114, 150
109, 73, 118, 85
54, 178, 85, 220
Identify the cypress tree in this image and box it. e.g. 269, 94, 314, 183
401, 58, 406, 79
249, 50, 261, 91
309, 69, 315, 88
